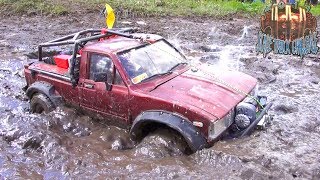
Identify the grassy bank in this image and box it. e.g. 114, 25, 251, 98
1, 0, 320, 17
0, 0, 67, 15
90, 0, 266, 17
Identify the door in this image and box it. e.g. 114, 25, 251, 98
96, 69, 129, 119
79, 53, 129, 123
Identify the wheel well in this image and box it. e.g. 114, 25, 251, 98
134, 121, 193, 154
135, 121, 166, 141
134, 121, 187, 143
130, 111, 208, 152
26, 81, 63, 107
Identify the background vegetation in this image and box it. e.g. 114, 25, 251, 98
1, 0, 320, 17
0, 0, 67, 15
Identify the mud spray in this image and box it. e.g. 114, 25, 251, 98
0, 15, 319, 179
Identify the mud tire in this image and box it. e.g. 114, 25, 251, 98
142, 128, 192, 156
30, 93, 55, 113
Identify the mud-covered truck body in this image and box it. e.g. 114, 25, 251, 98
24, 29, 272, 152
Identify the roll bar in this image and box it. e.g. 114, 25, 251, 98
38, 28, 136, 87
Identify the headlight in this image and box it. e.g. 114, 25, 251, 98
208, 109, 235, 141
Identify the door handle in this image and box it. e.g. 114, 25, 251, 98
84, 83, 94, 89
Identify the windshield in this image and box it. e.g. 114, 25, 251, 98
118, 40, 187, 84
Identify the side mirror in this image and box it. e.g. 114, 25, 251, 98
93, 72, 112, 91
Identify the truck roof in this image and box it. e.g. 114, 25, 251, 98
83, 33, 163, 54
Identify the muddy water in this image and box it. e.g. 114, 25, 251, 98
0, 15, 320, 179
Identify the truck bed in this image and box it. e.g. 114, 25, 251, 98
28, 61, 71, 81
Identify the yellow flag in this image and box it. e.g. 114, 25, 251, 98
105, 3, 115, 29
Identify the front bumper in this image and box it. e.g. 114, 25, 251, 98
208, 95, 273, 140
230, 95, 273, 137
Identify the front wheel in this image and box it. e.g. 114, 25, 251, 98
138, 128, 192, 156
30, 93, 55, 113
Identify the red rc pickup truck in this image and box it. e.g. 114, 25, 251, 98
24, 28, 272, 153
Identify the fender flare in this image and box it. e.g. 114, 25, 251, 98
26, 81, 63, 107
130, 110, 208, 152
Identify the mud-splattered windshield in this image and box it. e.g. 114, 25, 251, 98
118, 40, 187, 84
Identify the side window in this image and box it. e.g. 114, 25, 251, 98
89, 53, 113, 83
114, 69, 125, 85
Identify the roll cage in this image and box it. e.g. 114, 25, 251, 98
37, 28, 137, 87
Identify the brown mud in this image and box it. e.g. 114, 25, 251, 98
0, 14, 319, 179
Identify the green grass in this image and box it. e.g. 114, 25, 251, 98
85, 0, 266, 17
0, 0, 67, 15
310, 5, 320, 16
1, 0, 320, 17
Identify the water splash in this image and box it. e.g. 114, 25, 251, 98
168, 30, 186, 52
208, 27, 230, 38
204, 27, 250, 71
208, 27, 218, 37
238, 25, 254, 41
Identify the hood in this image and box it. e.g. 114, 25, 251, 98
148, 68, 257, 119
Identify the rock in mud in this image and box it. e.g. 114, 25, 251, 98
274, 104, 298, 114
239, 57, 258, 64
111, 139, 123, 150
198, 45, 222, 52
72, 126, 91, 137
310, 77, 319, 84
22, 136, 42, 149
2, 128, 23, 143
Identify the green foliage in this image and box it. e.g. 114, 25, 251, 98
83, 0, 266, 17
0, 0, 67, 15
310, 5, 320, 16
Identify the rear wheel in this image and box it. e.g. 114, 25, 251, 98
30, 93, 55, 113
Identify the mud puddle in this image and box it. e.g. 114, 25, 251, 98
0, 14, 319, 179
